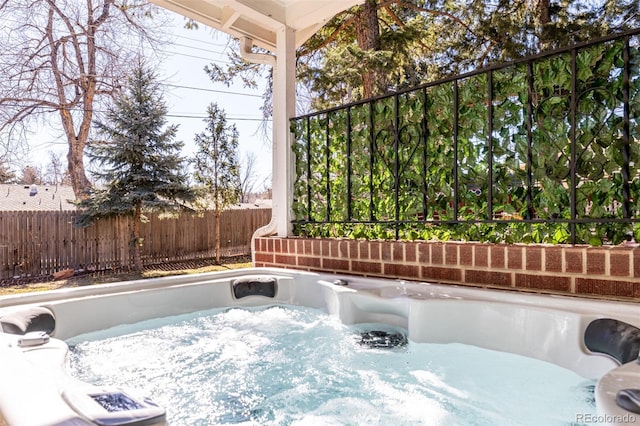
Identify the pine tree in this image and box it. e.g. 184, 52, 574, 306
209, 0, 640, 111
76, 63, 195, 272
193, 103, 241, 263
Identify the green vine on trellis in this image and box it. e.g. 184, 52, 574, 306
291, 36, 640, 246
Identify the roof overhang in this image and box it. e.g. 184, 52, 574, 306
149, 0, 363, 51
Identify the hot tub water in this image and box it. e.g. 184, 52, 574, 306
67, 305, 596, 425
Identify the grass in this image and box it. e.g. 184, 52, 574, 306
0, 257, 252, 296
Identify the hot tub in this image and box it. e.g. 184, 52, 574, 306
0, 268, 638, 425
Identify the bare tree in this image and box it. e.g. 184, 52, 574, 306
0, 0, 169, 198
45, 150, 66, 185
260, 176, 272, 200
20, 165, 43, 185
0, 161, 16, 184
239, 151, 259, 203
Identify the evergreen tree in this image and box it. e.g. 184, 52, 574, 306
76, 64, 195, 272
208, 0, 640, 111
193, 103, 241, 264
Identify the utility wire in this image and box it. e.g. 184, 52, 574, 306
164, 83, 262, 98
168, 41, 227, 56
0, 102, 268, 121
161, 50, 232, 63
171, 32, 231, 47
168, 114, 269, 121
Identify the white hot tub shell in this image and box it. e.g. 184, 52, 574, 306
0, 268, 638, 425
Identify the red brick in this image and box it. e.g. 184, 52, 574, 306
445, 244, 458, 265
322, 258, 350, 272
329, 240, 340, 257
525, 247, 542, 271
465, 270, 511, 287
275, 254, 296, 265
475, 245, 489, 267
405, 243, 417, 262
369, 241, 381, 260
303, 239, 312, 255
349, 241, 359, 260
384, 263, 419, 279
565, 250, 583, 273
459, 245, 473, 266
267, 238, 274, 252
298, 256, 321, 268
575, 278, 637, 298
633, 249, 640, 277
586, 250, 606, 275
491, 247, 505, 268
392, 242, 405, 262
507, 246, 522, 269
352, 261, 382, 275
431, 244, 444, 265
339, 240, 350, 258
422, 266, 462, 282
295, 239, 304, 254
515, 274, 570, 292
545, 247, 563, 272
359, 241, 370, 260
381, 243, 392, 262
274, 239, 282, 253
254, 252, 274, 263
418, 243, 430, 264
321, 240, 331, 257
312, 240, 321, 256
610, 252, 630, 277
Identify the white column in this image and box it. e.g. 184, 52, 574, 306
272, 26, 296, 237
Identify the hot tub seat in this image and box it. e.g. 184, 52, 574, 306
0, 306, 55, 335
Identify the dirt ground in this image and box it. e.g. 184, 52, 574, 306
0, 256, 253, 296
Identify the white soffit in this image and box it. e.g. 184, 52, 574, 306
150, 0, 363, 50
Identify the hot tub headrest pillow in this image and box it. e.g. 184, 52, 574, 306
232, 276, 277, 299
584, 318, 640, 365
0, 306, 55, 335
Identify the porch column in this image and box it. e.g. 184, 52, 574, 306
272, 25, 296, 237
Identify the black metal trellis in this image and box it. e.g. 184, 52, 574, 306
291, 29, 640, 244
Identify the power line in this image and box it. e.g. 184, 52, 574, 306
168, 114, 269, 122
0, 16, 234, 65
0, 80, 262, 100
171, 32, 231, 47
168, 41, 227, 56
161, 50, 231, 64
164, 83, 262, 98
0, 102, 268, 121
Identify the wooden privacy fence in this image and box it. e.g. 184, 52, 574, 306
0, 209, 271, 279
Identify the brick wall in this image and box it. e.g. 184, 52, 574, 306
254, 237, 640, 301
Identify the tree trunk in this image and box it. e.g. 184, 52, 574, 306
66, 138, 92, 198
538, 0, 551, 24
537, 0, 553, 51
355, 0, 382, 98
132, 201, 143, 272
215, 208, 221, 264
